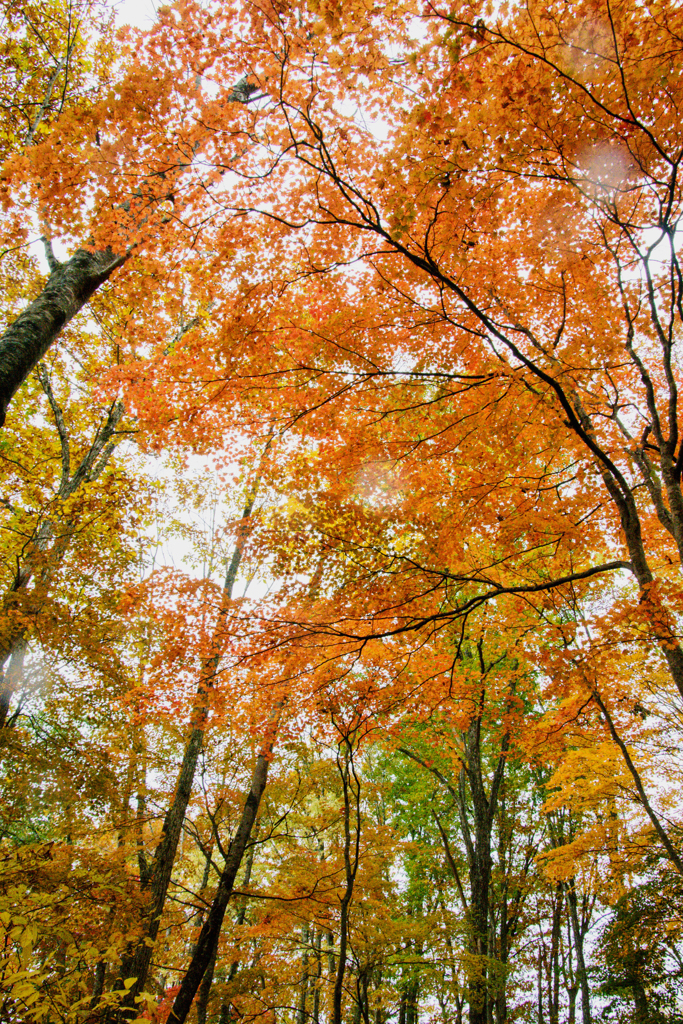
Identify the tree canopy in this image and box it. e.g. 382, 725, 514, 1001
1, 1, 683, 1022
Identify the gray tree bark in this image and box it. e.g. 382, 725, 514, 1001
0, 249, 126, 426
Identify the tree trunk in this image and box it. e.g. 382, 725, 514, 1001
565, 883, 592, 1024
399, 659, 510, 1024
332, 729, 362, 1024
494, 891, 508, 1024
312, 928, 322, 1024
457, 703, 508, 1024
215, 828, 259, 1023
356, 967, 370, 1024
327, 929, 335, 978
0, 640, 26, 730
196, 944, 218, 1024
548, 887, 562, 1024
165, 730, 275, 1024
297, 926, 311, 1024
632, 979, 649, 1024
108, 472, 265, 1021
109, 719, 208, 1021
90, 959, 106, 1010
0, 248, 127, 426
567, 985, 577, 1024
405, 977, 419, 1024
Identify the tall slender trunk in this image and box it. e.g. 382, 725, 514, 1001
110, 724, 207, 1020
565, 883, 591, 1024
398, 967, 419, 1024
457, 699, 508, 1024
632, 979, 649, 1023
548, 887, 562, 1024
399, 661, 510, 1024
356, 967, 370, 1024
494, 894, 508, 1024
537, 948, 545, 1024
218, 833, 260, 1023
108, 464, 267, 1022
192, 842, 218, 1024
327, 929, 335, 978
90, 959, 106, 1010
312, 929, 323, 1024
332, 728, 362, 1024
0, 640, 26, 730
195, 944, 218, 1024
297, 926, 311, 1024
165, 713, 278, 1024
567, 984, 577, 1024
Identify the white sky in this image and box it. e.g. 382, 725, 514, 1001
114, 0, 159, 29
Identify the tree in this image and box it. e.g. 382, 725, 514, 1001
203, 0, 683, 875
3, 0, 683, 1020
388, 640, 539, 1024
0, 0, 262, 423
597, 871, 683, 1023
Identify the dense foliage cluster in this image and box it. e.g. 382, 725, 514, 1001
1, 0, 683, 1022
